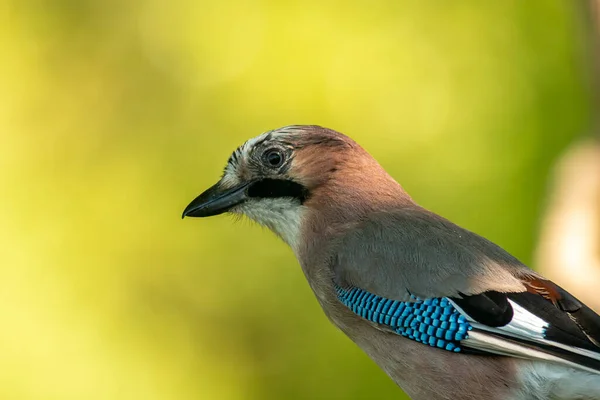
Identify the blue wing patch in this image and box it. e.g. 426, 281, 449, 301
335, 286, 472, 352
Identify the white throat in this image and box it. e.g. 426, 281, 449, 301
235, 198, 306, 252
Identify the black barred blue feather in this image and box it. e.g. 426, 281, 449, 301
336, 283, 600, 375
335, 286, 471, 352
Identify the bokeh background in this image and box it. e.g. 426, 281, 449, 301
2, 1, 599, 399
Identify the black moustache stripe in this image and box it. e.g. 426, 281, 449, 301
247, 179, 309, 204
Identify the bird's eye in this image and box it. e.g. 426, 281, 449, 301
263, 148, 285, 168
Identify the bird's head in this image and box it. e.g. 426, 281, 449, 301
183, 125, 408, 249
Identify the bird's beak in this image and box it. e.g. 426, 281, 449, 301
182, 180, 250, 218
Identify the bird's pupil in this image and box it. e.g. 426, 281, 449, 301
268, 151, 282, 166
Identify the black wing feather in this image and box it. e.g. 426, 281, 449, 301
450, 291, 513, 327
552, 283, 600, 347
507, 291, 599, 352
479, 329, 600, 372
450, 277, 600, 372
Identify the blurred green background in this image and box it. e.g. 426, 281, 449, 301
0, 1, 593, 399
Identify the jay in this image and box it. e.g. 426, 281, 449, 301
183, 126, 600, 400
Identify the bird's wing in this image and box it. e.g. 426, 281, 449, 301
333, 207, 533, 302
331, 207, 600, 374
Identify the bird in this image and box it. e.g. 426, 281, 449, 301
182, 125, 600, 400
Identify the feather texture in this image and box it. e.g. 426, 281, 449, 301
335, 284, 600, 375
336, 286, 470, 352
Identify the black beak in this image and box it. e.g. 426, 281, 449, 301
182, 181, 250, 218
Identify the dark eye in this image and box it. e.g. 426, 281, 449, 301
263, 148, 285, 168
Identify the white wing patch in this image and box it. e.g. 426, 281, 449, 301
463, 300, 548, 340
